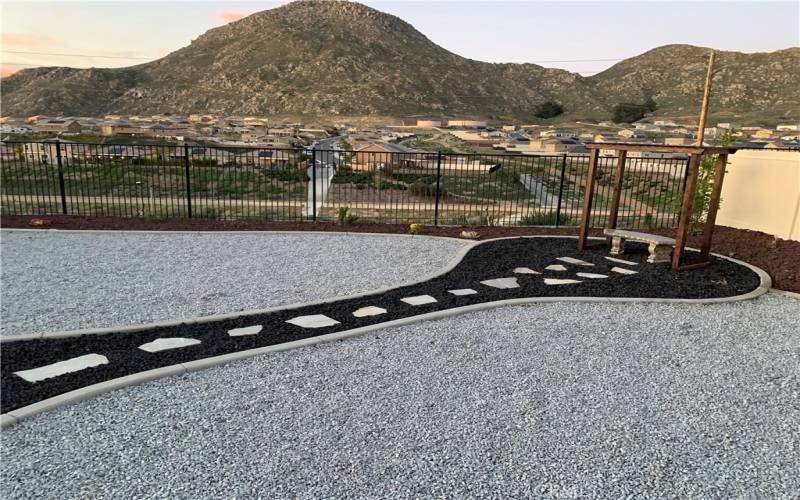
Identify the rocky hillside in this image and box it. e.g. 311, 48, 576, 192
591, 45, 800, 122
1, 1, 797, 122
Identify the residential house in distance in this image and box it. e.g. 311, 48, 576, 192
776, 123, 799, 132
750, 128, 775, 139
93, 145, 146, 160
147, 123, 194, 139
540, 129, 576, 139
618, 128, 648, 139
353, 142, 416, 170
22, 139, 78, 162
653, 120, 679, 127
268, 128, 295, 138
446, 120, 487, 128
537, 138, 589, 154
26, 115, 53, 124
593, 133, 619, 144
235, 149, 291, 167
100, 122, 150, 136
416, 119, 442, 128
185, 146, 235, 165
35, 119, 82, 134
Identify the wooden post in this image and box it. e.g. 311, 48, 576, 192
672, 153, 702, 270
695, 50, 716, 146
577, 148, 600, 250
699, 153, 728, 258
607, 150, 627, 232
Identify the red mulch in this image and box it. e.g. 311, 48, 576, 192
3, 215, 798, 293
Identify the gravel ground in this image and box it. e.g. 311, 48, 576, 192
2, 293, 798, 499
0, 231, 467, 336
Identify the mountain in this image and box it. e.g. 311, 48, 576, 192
591, 45, 800, 123
1, 0, 798, 123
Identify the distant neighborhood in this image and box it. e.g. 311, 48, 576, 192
1, 114, 798, 166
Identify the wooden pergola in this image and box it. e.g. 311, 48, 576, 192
576, 143, 738, 271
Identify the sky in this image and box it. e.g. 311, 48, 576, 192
1, 0, 798, 78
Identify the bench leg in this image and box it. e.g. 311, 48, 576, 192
647, 243, 672, 264
610, 236, 625, 255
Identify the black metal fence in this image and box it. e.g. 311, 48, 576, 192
0, 141, 691, 229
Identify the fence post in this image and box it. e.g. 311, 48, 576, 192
183, 143, 192, 218
54, 140, 68, 215
311, 149, 317, 221
433, 151, 443, 226
555, 154, 567, 227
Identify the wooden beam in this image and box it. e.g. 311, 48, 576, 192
577, 148, 600, 250
695, 50, 716, 146
607, 150, 627, 231
672, 153, 702, 270
699, 154, 728, 258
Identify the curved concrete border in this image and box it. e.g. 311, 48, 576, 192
0, 235, 771, 429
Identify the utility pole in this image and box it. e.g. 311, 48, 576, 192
695, 50, 716, 146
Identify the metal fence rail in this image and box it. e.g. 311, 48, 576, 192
0, 141, 691, 229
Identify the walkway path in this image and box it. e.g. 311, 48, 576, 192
1, 235, 764, 416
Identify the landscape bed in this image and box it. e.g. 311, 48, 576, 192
0, 237, 763, 415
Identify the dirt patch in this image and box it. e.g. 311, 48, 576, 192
2, 214, 797, 292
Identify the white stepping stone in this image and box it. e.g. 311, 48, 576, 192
14, 354, 109, 383
557, 257, 594, 266
286, 314, 341, 328
545, 264, 567, 271
353, 306, 387, 318
448, 288, 478, 296
228, 325, 263, 337
605, 256, 637, 266
611, 266, 639, 275
576, 272, 608, 279
544, 278, 583, 285
139, 337, 202, 353
401, 295, 438, 306
513, 267, 540, 274
480, 277, 520, 289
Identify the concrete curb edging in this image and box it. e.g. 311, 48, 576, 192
0, 235, 772, 429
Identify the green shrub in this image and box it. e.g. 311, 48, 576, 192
267, 166, 308, 182
336, 207, 359, 225
534, 101, 565, 119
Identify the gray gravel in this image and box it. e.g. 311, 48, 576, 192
0, 230, 467, 335
2, 293, 798, 499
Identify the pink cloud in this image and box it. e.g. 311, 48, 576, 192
214, 11, 249, 23
53, 7, 70, 18
1, 33, 54, 47
0, 66, 18, 78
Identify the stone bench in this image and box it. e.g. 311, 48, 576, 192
603, 229, 676, 264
